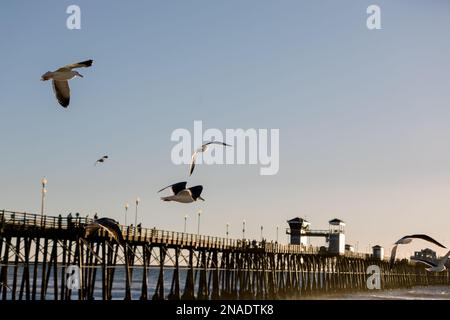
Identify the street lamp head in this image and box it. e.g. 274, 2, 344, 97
42, 178, 47, 185
136, 197, 140, 204
125, 203, 129, 209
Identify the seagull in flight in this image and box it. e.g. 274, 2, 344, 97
95, 155, 109, 165
412, 250, 450, 272
41, 59, 93, 108
389, 234, 446, 269
189, 141, 231, 176
158, 181, 205, 203
83, 217, 124, 244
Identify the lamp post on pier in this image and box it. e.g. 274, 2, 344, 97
197, 210, 202, 235
124, 203, 129, 225
41, 178, 47, 216
134, 197, 140, 227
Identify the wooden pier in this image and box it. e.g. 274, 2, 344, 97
1, 210, 449, 300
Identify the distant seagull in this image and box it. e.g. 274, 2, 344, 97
412, 250, 450, 272
95, 155, 109, 165
41, 59, 93, 108
83, 217, 124, 244
389, 234, 446, 269
158, 181, 205, 203
189, 141, 232, 176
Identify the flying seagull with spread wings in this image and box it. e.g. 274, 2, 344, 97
158, 181, 205, 203
189, 141, 232, 176
412, 250, 450, 272
389, 234, 446, 269
83, 217, 124, 244
95, 155, 109, 165
41, 59, 93, 108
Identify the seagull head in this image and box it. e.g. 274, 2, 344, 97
41, 71, 52, 81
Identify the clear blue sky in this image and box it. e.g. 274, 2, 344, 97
1, 0, 450, 258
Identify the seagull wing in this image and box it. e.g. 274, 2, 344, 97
89, 218, 124, 244
189, 152, 198, 176
83, 221, 101, 238
439, 250, 450, 267
412, 258, 438, 268
403, 234, 446, 248
204, 141, 232, 147
64, 59, 94, 70
389, 244, 398, 269
97, 218, 124, 244
188, 185, 203, 201
52, 80, 70, 108
157, 181, 187, 194
395, 236, 413, 245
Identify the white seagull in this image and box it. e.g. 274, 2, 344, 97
158, 181, 205, 203
389, 234, 446, 269
41, 59, 93, 108
83, 217, 124, 244
189, 141, 232, 176
412, 250, 450, 272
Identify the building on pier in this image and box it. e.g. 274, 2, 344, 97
412, 248, 437, 261
328, 218, 346, 255
286, 217, 310, 245
372, 245, 384, 260
411, 248, 441, 266
345, 244, 355, 253
286, 217, 346, 255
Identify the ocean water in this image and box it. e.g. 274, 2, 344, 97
2, 265, 188, 300
307, 286, 450, 300
2, 265, 450, 300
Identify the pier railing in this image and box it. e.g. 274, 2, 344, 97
0, 210, 90, 229
0, 210, 319, 254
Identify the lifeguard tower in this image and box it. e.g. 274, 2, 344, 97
372, 245, 384, 260
328, 218, 346, 255
286, 217, 311, 245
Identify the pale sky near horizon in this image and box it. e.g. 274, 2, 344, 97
1, 1, 450, 259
